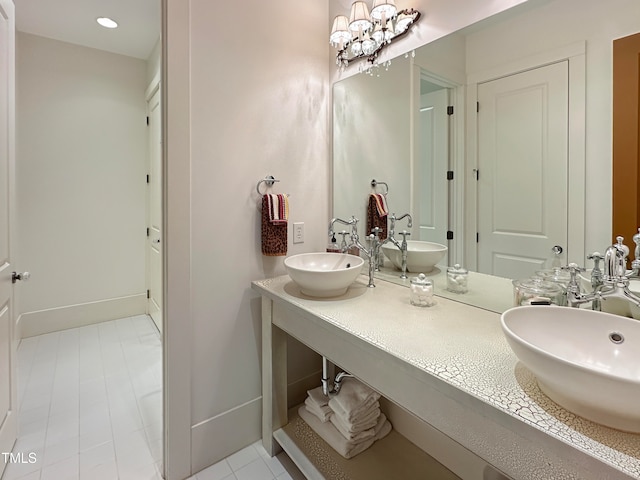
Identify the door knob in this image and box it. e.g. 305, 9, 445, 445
12, 271, 31, 284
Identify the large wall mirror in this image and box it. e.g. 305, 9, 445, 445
333, 0, 640, 313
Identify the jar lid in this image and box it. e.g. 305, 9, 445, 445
535, 267, 570, 284
512, 276, 563, 295
447, 263, 468, 275
411, 273, 432, 286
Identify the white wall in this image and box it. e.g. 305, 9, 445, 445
333, 54, 412, 226
465, 0, 640, 258
165, 0, 330, 474
15, 33, 147, 335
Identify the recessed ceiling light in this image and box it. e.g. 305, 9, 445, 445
97, 17, 118, 29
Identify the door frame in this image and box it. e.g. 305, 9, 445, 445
411, 65, 465, 265
146, 73, 162, 335
0, 0, 17, 472
163, 1, 193, 479
465, 41, 586, 272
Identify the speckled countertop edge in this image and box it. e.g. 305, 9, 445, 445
252, 275, 640, 478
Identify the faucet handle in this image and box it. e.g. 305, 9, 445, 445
615, 236, 630, 257
562, 263, 584, 274
587, 251, 604, 266
398, 230, 411, 239
562, 263, 584, 292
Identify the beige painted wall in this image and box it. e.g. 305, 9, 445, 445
15, 33, 147, 323
165, 0, 331, 473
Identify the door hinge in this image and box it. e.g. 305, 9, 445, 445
473, 168, 479, 180
476, 101, 480, 113
146, 227, 150, 237
446, 170, 454, 181
146, 174, 150, 184
476, 232, 479, 243
146, 116, 150, 126
447, 105, 454, 115
147, 289, 150, 299
447, 231, 454, 240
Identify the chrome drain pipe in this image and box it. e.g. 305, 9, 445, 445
321, 356, 353, 397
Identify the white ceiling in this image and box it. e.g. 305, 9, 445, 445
15, 0, 161, 60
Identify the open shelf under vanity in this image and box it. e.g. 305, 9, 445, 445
275, 406, 460, 480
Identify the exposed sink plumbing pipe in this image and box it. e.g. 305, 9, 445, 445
321, 356, 353, 397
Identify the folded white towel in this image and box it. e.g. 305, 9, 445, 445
307, 386, 329, 408
374, 415, 392, 441
331, 405, 380, 435
298, 406, 375, 459
331, 412, 388, 442
304, 396, 332, 423
328, 377, 381, 422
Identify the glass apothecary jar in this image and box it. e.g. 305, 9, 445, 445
535, 267, 571, 306
410, 273, 435, 307
512, 277, 564, 306
447, 264, 468, 294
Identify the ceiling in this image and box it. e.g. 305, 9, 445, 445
15, 0, 161, 60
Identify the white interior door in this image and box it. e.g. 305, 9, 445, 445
0, 0, 17, 472
147, 84, 162, 334
416, 87, 449, 265
477, 61, 569, 279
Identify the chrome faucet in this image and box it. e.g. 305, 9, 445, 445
328, 216, 379, 288
378, 213, 412, 279
628, 228, 640, 278
348, 217, 379, 288
566, 236, 640, 310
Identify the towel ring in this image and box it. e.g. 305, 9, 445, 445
371, 179, 389, 195
256, 175, 280, 195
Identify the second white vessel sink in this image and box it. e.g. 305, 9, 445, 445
382, 240, 447, 273
501, 305, 640, 432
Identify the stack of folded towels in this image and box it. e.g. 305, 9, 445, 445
298, 377, 392, 459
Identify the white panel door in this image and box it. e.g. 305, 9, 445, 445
0, 0, 17, 473
147, 85, 162, 334
416, 88, 449, 266
477, 61, 568, 279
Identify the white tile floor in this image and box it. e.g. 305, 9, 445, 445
3, 315, 163, 480
2, 314, 304, 480
187, 441, 305, 480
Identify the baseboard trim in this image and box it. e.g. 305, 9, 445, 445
18, 294, 147, 338
191, 397, 262, 474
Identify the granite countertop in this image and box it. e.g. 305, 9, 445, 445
252, 275, 640, 479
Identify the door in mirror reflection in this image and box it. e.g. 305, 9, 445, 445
477, 61, 569, 279
416, 82, 450, 266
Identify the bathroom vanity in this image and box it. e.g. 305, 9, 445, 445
252, 275, 640, 480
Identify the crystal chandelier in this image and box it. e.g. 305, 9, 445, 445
330, 1, 420, 71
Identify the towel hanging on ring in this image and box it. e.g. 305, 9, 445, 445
261, 194, 289, 256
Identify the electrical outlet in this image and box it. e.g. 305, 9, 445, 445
293, 222, 304, 244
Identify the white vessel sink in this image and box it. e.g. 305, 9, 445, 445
579, 270, 640, 319
382, 240, 447, 273
501, 305, 640, 432
284, 253, 364, 298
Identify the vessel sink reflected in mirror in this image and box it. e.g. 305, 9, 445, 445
501, 306, 640, 432
382, 240, 447, 273
284, 253, 364, 298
